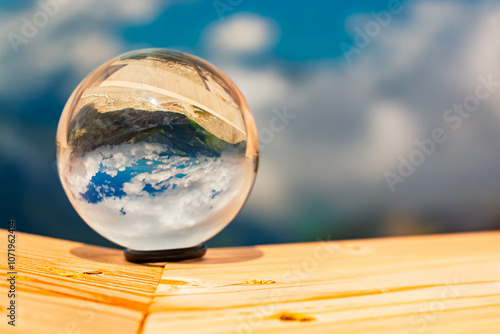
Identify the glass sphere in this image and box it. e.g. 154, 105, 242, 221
56, 49, 258, 251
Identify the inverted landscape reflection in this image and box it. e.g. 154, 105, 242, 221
56, 49, 258, 250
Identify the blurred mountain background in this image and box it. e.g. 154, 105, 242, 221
1, 0, 500, 248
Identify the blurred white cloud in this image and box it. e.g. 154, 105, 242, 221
204, 1, 500, 231
205, 13, 279, 55
0, 0, 170, 100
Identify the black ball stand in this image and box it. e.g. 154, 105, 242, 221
124, 243, 207, 263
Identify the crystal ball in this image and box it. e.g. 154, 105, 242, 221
56, 49, 258, 251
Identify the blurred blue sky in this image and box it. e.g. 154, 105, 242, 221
1, 0, 500, 248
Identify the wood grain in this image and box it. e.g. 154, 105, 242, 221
142, 232, 500, 334
0, 230, 164, 334
1, 230, 500, 333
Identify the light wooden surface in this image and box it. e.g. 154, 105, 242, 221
1, 230, 500, 334
0, 230, 164, 334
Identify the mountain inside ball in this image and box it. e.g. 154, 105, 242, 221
56, 49, 259, 262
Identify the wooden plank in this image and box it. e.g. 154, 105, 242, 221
0, 230, 164, 334
142, 232, 500, 334
1, 230, 500, 333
